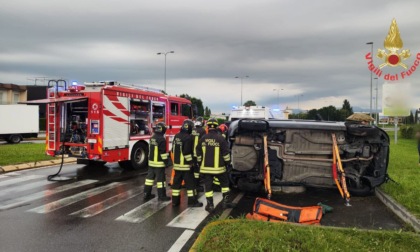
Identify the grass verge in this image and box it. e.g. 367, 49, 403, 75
0, 143, 56, 166
192, 219, 420, 252
381, 130, 420, 219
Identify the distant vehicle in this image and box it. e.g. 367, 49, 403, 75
227, 119, 390, 196
0, 105, 39, 144
228, 106, 275, 122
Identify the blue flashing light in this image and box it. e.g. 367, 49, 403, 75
71, 81, 78, 86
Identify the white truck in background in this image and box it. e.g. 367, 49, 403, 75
228, 106, 275, 121
0, 105, 39, 144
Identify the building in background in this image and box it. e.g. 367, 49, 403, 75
0, 83, 27, 104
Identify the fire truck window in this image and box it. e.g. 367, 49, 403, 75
130, 100, 150, 120
152, 104, 165, 124
171, 103, 178, 115
181, 104, 192, 118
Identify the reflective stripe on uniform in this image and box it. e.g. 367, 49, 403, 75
205, 191, 213, 198
187, 190, 194, 197
157, 181, 165, 188
214, 146, 219, 168
200, 166, 226, 174
172, 189, 181, 196
221, 187, 229, 193
145, 179, 154, 186
150, 145, 165, 167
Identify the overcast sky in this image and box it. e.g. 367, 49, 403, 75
2, 0, 420, 114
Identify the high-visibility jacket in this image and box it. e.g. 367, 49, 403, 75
172, 131, 193, 171
196, 130, 230, 174
191, 126, 206, 158
148, 133, 169, 168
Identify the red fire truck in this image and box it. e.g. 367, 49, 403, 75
24, 80, 195, 169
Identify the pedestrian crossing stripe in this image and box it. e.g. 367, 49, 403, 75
166, 193, 223, 229
70, 186, 144, 218
115, 197, 172, 223
0, 179, 97, 211
27, 182, 123, 214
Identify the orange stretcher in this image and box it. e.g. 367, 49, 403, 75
246, 197, 323, 225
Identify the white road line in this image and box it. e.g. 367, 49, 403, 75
27, 182, 123, 214
167, 229, 195, 252
115, 197, 171, 223
0, 175, 43, 187
166, 193, 223, 230
1, 172, 22, 176
0, 179, 97, 211
0, 180, 54, 197
70, 186, 144, 218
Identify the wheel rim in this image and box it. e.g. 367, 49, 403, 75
134, 147, 145, 165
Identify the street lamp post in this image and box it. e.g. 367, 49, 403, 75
273, 88, 283, 108
297, 94, 303, 119
367, 42, 373, 120
157, 51, 175, 93
235, 76, 249, 106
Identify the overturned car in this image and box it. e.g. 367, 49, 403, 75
227, 119, 389, 196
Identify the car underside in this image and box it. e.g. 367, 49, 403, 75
227, 119, 390, 196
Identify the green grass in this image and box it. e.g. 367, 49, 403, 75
192, 219, 420, 252
0, 143, 55, 166
381, 131, 420, 219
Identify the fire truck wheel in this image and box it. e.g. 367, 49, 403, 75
129, 141, 148, 170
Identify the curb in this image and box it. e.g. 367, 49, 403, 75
0, 157, 77, 174
375, 188, 420, 232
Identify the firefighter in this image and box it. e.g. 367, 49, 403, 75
191, 117, 206, 188
143, 122, 171, 201
171, 119, 203, 207
213, 123, 229, 192
196, 118, 236, 213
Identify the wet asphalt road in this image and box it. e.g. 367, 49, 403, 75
0, 163, 405, 252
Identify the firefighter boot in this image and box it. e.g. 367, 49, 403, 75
172, 196, 180, 207
143, 185, 155, 201
187, 196, 203, 208
222, 193, 237, 209
205, 198, 215, 213
158, 188, 171, 201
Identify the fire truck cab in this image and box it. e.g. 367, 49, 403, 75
24, 80, 194, 170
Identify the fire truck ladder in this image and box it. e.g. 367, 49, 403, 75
47, 103, 57, 151
47, 80, 67, 152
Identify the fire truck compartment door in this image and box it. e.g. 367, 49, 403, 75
19, 97, 87, 104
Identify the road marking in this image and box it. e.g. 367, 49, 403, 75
0, 179, 97, 211
0, 180, 54, 197
70, 186, 144, 218
167, 229, 195, 252
115, 197, 171, 223
0, 175, 43, 187
166, 193, 223, 229
27, 182, 123, 214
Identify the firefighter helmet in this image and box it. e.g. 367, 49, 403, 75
154, 122, 167, 134
218, 123, 228, 134
207, 117, 219, 129
181, 119, 194, 134
194, 116, 204, 127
